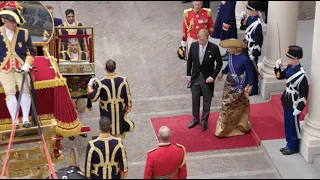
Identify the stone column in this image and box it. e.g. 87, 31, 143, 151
259, 1, 299, 99
300, 1, 320, 163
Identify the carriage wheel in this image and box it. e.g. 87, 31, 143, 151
69, 136, 75, 140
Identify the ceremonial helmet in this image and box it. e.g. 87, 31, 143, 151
0, 7, 26, 25
286, 45, 303, 59
246, 1, 263, 11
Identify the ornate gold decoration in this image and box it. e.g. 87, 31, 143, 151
43, 30, 49, 42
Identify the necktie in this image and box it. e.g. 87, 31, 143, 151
199, 46, 205, 65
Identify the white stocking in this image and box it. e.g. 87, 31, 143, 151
77, 111, 84, 122
20, 93, 31, 124
5, 95, 18, 124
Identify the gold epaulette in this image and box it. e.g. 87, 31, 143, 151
176, 143, 186, 168
203, 8, 212, 17
183, 8, 192, 19
148, 148, 157, 153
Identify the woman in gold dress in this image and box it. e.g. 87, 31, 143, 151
215, 39, 254, 137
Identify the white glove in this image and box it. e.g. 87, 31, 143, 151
187, 76, 191, 82
293, 109, 301, 116
88, 78, 98, 86
249, 55, 255, 61
276, 59, 282, 69
21, 62, 31, 73
241, 11, 246, 19
181, 41, 186, 47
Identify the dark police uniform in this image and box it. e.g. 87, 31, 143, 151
57, 21, 88, 52
88, 73, 135, 138
274, 45, 309, 155
240, 1, 263, 96
85, 134, 128, 179
212, 1, 237, 41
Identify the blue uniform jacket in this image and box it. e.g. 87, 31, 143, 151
212, 1, 237, 40
0, 25, 34, 71
88, 73, 135, 136
85, 135, 128, 179
54, 17, 63, 26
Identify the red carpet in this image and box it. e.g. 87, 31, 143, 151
150, 94, 309, 153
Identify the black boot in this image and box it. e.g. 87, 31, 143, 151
279, 147, 288, 152
282, 148, 298, 155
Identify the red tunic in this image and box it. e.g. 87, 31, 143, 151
182, 8, 214, 41
143, 143, 187, 179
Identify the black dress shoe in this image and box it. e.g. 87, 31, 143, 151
280, 147, 288, 152
81, 134, 87, 138
188, 120, 199, 129
201, 121, 208, 131
23, 122, 31, 128
282, 148, 298, 155
15, 124, 20, 129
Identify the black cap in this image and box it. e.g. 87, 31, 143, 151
286, 45, 303, 59
246, 1, 263, 11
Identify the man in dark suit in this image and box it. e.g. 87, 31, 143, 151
46, 5, 62, 26
187, 29, 223, 131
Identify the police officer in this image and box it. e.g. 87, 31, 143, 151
240, 1, 263, 96
274, 45, 309, 155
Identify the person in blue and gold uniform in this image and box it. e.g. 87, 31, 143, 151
59, 38, 88, 61
212, 1, 237, 61
0, 7, 34, 129
85, 116, 128, 179
143, 126, 187, 179
57, 9, 88, 52
87, 59, 134, 139
215, 39, 254, 137
240, 1, 264, 96
274, 45, 309, 155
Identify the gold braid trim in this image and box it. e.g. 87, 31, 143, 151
0, 78, 67, 94
203, 8, 212, 17
55, 117, 82, 137
0, 114, 54, 125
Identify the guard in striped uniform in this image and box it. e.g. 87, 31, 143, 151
143, 126, 187, 179
274, 45, 309, 155
87, 59, 134, 138
85, 117, 128, 179
240, 1, 264, 96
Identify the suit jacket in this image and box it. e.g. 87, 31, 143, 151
187, 41, 223, 95
54, 17, 63, 26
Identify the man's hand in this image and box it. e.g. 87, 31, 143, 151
217, 73, 223, 81
181, 41, 186, 48
241, 11, 247, 19
21, 62, 31, 73
276, 59, 282, 69
186, 76, 191, 82
293, 109, 301, 116
206, 76, 214, 83
88, 77, 98, 86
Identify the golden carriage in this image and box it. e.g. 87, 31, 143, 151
0, 1, 93, 178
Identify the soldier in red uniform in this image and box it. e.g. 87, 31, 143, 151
143, 126, 187, 179
178, 1, 214, 60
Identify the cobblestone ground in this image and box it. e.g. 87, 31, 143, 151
5, 1, 314, 178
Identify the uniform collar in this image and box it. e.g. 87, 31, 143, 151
249, 15, 260, 20
98, 132, 112, 139
289, 63, 301, 70
159, 142, 171, 147
105, 72, 118, 79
